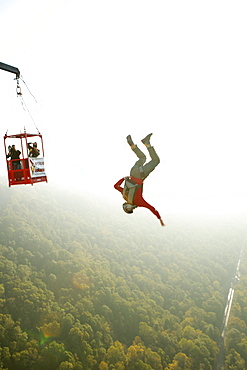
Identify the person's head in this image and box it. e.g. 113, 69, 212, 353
33, 142, 37, 147
122, 203, 137, 214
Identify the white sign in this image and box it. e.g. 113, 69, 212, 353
29, 157, 46, 178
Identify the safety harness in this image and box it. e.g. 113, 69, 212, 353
122, 166, 144, 205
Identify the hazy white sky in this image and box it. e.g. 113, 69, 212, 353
0, 0, 247, 216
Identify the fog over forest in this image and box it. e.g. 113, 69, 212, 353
0, 179, 247, 369
1, 0, 247, 368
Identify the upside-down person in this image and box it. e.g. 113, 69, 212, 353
114, 133, 165, 227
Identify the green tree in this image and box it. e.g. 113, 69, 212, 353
106, 340, 126, 368
165, 352, 192, 369
40, 341, 67, 369
58, 361, 74, 369
12, 347, 42, 370
225, 349, 246, 369
99, 361, 109, 370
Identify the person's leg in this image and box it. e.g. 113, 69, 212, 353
142, 146, 160, 178
140, 134, 160, 178
127, 135, 147, 178
13, 161, 18, 170
130, 145, 147, 178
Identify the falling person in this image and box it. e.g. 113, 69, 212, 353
114, 133, 165, 226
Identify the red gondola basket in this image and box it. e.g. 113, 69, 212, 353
4, 130, 48, 187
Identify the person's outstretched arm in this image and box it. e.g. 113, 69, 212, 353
160, 219, 165, 227
114, 178, 124, 193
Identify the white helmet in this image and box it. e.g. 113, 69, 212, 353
122, 203, 136, 214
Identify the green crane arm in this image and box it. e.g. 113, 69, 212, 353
0, 62, 20, 78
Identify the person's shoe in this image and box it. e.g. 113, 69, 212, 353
141, 133, 153, 145
126, 135, 134, 146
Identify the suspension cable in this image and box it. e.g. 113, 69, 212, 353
19, 75, 37, 103
16, 77, 40, 134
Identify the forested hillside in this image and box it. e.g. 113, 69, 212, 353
0, 181, 246, 369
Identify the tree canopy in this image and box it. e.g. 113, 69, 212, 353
0, 181, 246, 369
